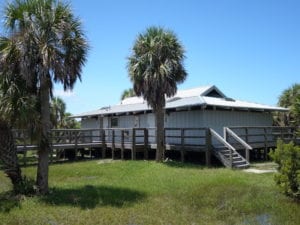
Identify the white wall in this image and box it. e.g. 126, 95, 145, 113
81, 110, 273, 132
202, 110, 273, 134
165, 110, 203, 128
103, 117, 109, 128
81, 118, 100, 129
80, 118, 101, 142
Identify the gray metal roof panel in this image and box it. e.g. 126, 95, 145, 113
165, 96, 205, 108
202, 96, 288, 111
71, 85, 288, 118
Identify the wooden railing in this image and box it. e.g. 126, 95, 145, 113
227, 126, 297, 148
13, 126, 298, 150
164, 128, 207, 145
12, 126, 298, 166
164, 128, 209, 162
14, 128, 150, 160
224, 127, 253, 161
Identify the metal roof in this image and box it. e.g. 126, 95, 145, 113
202, 96, 287, 111
71, 85, 287, 118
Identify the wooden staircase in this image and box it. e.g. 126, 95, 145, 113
210, 128, 250, 169
213, 146, 250, 169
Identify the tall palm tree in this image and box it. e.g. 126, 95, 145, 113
276, 84, 300, 127
121, 88, 136, 100
62, 112, 80, 129
0, 36, 39, 129
128, 27, 187, 162
0, 35, 39, 192
51, 97, 66, 128
50, 98, 79, 128
1, 0, 88, 194
0, 119, 22, 192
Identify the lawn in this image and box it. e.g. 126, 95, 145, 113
0, 160, 299, 225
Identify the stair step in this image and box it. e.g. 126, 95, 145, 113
220, 150, 231, 153
222, 152, 238, 155
233, 160, 247, 164
223, 153, 239, 157
234, 163, 250, 169
233, 163, 248, 168
212, 140, 250, 169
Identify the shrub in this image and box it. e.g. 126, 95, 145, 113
269, 140, 300, 200
14, 176, 36, 196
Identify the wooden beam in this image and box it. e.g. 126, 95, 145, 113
181, 128, 185, 162
205, 128, 211, 167
101, 129, 106, 158
132, 128, 136, 160
112, 129, 115, 159
121, 130, 125, 160
144, 129, 148, 160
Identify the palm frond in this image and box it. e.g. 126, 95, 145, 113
128, 26, 187, 110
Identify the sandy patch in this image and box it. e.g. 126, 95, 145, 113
243, 168, 277, 174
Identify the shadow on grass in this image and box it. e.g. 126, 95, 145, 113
40, 185, 146, 209
0, 192, 21, 213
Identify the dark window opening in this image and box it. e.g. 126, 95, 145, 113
111, 118, 118, 127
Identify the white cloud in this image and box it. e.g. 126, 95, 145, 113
53, 89, 76, 98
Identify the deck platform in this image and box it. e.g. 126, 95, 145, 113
14, 126, 298, 167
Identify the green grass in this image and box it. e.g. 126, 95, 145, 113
0, 160, 299, 225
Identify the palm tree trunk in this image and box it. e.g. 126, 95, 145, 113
36, 78, 51, 194
155, 107, 165, 162
0, 120, 23, 192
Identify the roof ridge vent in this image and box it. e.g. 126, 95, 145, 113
224, 97, 235, 102
100, 106, 111, 110
167, 97, 182, 103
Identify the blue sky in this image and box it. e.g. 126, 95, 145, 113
1, 0, 300, 114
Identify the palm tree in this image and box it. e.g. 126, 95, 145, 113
0, 36, 39, 129
63, 112, 81, 129
0, 119, 22, 192
0, 36, 39, 192
276, 84, 300, 127
1, 0, 88, 194
51, 97, 66, 128
121, 88, 136, 100
128, 27, 187, 162
50, 98, 80, 129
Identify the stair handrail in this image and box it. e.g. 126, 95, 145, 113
224, 127, 252, 150
209, 128, 235, 167
210, 128, 236, 151
224, 127, 252, 162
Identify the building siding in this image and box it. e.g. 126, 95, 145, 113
81, 117, 100, 129
80, 109, 273, 144
202, 110, 272, 134
81, 110, 272, 132
165, 110, 203, 128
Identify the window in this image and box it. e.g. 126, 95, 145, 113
111, 117, 118, 127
